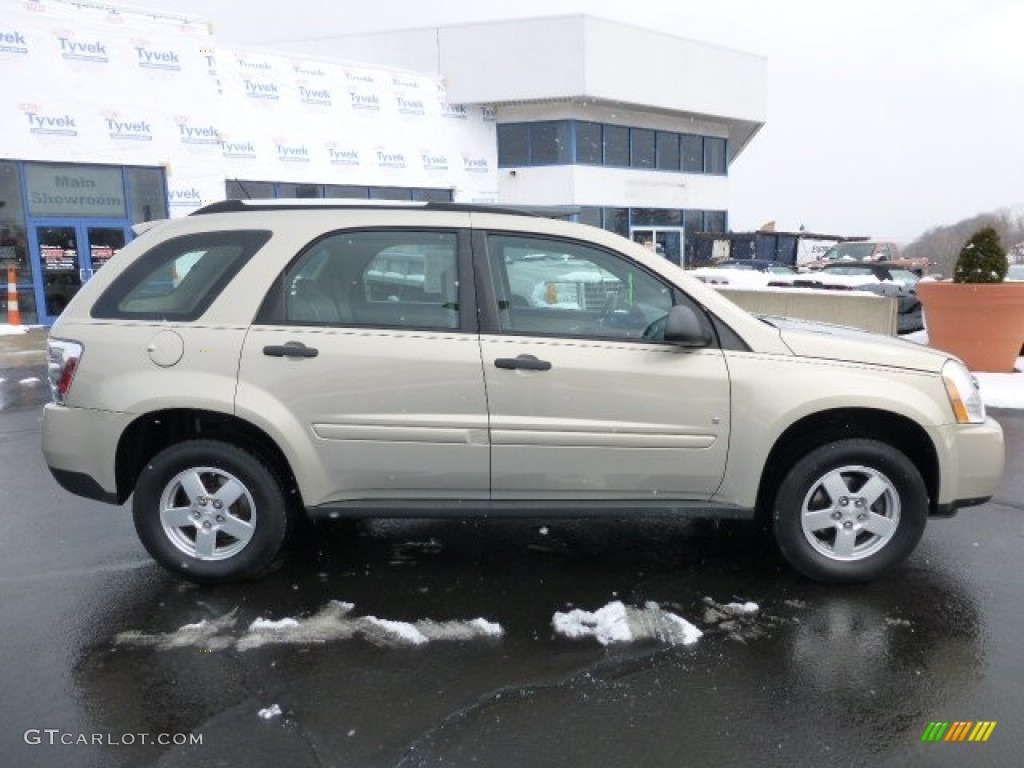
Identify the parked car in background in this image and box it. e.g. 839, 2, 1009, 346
806, 241, 929, 275
1005, 264, 1024, 281
42, 199, 1003, 585
711, 259, 802, 276
691, 259, 801, 287
801, 262, 924, 333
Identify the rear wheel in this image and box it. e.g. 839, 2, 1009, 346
772, 439, 928, 583
133, 440, 291, 584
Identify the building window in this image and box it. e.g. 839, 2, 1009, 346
704, 137, 727, 175
278, 183, 324, 198
497, 124, 530, 166
574, 122, 603, 164
325, 185, 369, 198
497, 121, 727, 175
226, 180, 274, 199
603, 125, 629, 167
704, 210, 728, 233
630, 128, 656, 169
681, 135, 703, 173
656, 132, 680, 171
605, 208, 629, 237
368, 187, 413, 200
530, 122, 571, 165
683, 210, 704, 233
126, 167, 168, 222
574, 207, 603, 228
411, 188, 454, 202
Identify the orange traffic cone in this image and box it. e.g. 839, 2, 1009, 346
6, 264, 22, 326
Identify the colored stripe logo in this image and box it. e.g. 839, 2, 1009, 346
921, 721, 997, 742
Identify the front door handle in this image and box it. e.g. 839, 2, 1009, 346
494, 354, 552, 372
263, 341, 319, 358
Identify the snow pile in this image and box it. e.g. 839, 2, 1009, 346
0, 325, 28, 336
115, 601, 504, 651
239, 601, 504, 650
552, 601, 702, 646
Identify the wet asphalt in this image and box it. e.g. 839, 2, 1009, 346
2, 362, 1022, 768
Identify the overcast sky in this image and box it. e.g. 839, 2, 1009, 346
125, 0, 1023, 242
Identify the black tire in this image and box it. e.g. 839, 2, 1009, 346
133, 439, 291, 584
772, 438, 927, 583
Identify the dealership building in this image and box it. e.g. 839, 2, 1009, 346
0, 0, 765, 325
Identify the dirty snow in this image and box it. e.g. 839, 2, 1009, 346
116, 601, 504, 651
552, 601, 702, 646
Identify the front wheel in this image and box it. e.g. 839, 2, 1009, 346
133, 440, 291, 584
772, 439, 928, 583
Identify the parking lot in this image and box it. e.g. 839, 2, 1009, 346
2, 356, 1022, 768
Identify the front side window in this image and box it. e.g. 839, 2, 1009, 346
283, 230, 459, 330
486, 233, 675, 341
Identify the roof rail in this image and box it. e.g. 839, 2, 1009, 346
190, 198, 542, 218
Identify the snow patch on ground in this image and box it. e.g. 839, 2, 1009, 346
115, 602, 504, 651
0, 325, 28, 336
552, 601, 702, 646
258, 704, 283, 720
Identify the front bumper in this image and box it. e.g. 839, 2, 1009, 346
931, 416, 1005, 513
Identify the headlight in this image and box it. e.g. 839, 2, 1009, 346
941, 359, 985, 424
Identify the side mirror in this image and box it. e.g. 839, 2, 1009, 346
664, 305, 712, 347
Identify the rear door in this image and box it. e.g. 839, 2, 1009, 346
477, 230, 731, 500
236, 226, 489, 507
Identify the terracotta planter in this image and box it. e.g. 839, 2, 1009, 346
916, 281, 1024, 372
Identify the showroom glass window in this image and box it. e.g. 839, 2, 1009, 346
630, 128, 656, 169
497, 124, 530, 166
704, 137, 727, 175
574, 122, 603, 164
681, 135, 704, 172
603, 125, 629, 167
529, 122, 571, 165
656, 132, 680, 170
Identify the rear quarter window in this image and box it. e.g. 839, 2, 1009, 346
90, 230, 271, 321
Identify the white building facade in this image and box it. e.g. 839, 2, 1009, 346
0, 1, 764, 325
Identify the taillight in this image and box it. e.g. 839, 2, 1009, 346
47, 339, 83, 405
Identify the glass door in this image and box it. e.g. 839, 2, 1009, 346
630, 228, 684, 267
29, 219, 131, 323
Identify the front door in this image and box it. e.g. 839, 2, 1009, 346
480, 231, 731, 500
29, 219, 131, 322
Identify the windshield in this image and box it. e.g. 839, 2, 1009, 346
821, 243, 876, 260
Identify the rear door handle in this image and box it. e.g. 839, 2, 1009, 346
263, 341, 319, 358
494, 354, 552, 372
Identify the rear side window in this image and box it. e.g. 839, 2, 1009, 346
274, 230, 460, 331
91, 230, 271, 321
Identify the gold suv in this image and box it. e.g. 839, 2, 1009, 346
43, 200, 1004, 584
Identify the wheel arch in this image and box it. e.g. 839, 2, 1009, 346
755, 408, 940, 522
114, 408, 303, 510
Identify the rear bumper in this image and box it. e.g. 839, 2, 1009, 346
42, 403, 132, 505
